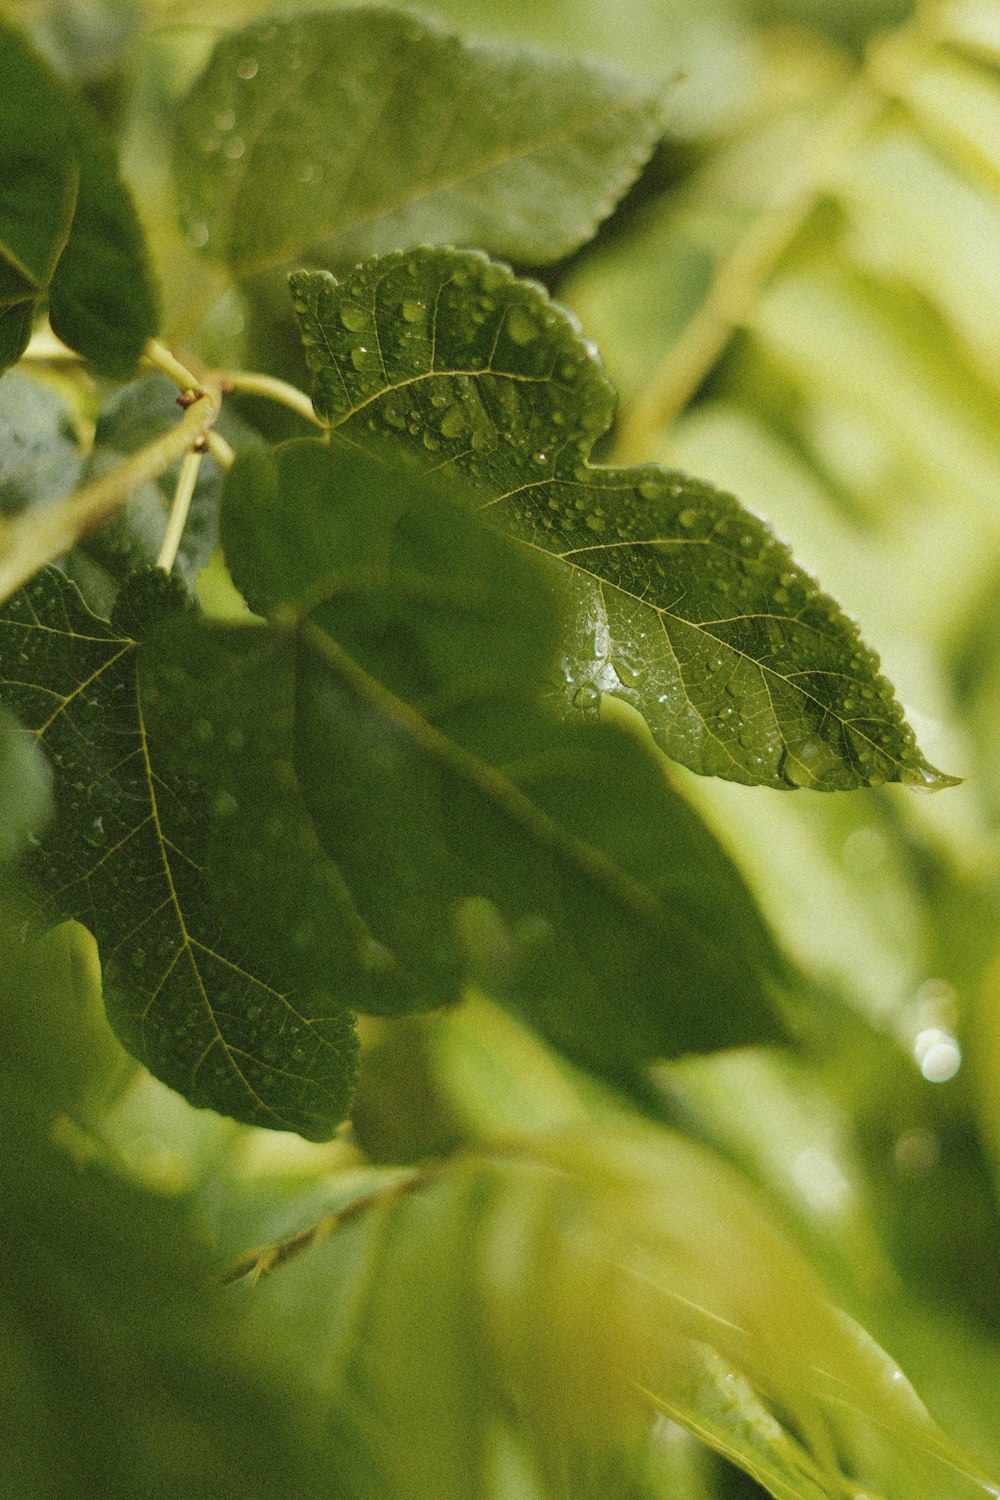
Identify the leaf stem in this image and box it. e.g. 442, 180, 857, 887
613, 74, 884, 462
217, 368, 322, 426
218, 1168, 429, 1285
157, 444, 205, 572
0, 373, 219, 605
143, 337, 206, 394
204, 428, 236, 470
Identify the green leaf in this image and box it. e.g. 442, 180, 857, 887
0, 1114, 338, 1500
0, 20, 158, 377
142, 441, 785, 1073
0, 565, 358, 1139
243, 1122, 994, 1500
290, 248, 956, 793
173, 7, 665, 277
0, 703, 51, 863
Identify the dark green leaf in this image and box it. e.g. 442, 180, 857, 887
0, 565, 358, 1138
0, 1115, 336, 1500
0, 369, 83, 515
290, 248, 956, 793
0, 20, 158, 377
173, 7, 665, 277
142, 442, 785, 1072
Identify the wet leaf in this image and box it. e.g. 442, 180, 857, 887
141, 441, 785, 1073
174, 7, 665, 276
290, 248, 956, 792
0, 565, 358, 1138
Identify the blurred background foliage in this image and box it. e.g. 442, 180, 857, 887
2, 0, 1000, 1495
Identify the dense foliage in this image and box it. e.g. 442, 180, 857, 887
1, 0, 999, 1496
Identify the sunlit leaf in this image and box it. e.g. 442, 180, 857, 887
238, 1121, 996, 1500
289, 248, 953, 792
174, 8, 665, 277
0, 565, 358, 1138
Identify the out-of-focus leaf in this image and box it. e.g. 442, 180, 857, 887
0, 704, 51, 864
0, 369, 83, 516
887, 43, 1000, 191
290, 247, 952, 792
142, 439, 786, 1072
0, 565, 359, 1139
238, 1121, 997, 1500
934, 0, 1000, 66
0, 24, 77, 370
0, 20, 158, 376
0, 1116, 335, 1500
173, 7, 665, 277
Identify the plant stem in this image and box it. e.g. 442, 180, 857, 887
613, 74, 884, 463
218, 1168, 428, 1285
0, 379, 219, 606
143, 337, 205, 394
204, 428, 236, 470
217, 368, 321, 426
157, 445, 204, 572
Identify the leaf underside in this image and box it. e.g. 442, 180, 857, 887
173, 6, 666, 276
290, 247, 955, 794
0, 567, 357, 1139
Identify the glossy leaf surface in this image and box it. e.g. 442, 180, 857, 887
174, 7, 665, 276
0, 566, 358, 1138
142, 441, 785, 1070
0, 21, 158, 377
290, 248, 954, 793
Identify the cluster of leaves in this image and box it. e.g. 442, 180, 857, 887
1, 1, 999, 1498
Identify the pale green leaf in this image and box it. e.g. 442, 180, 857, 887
240, 1122, 997, 1500
173, 7, 666, 277
289, 247, 953, 792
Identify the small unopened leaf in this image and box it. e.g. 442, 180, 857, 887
290, 248, 956, 793
174, 7, 665, 276
0, 20, 158, 377
0, 566, 357, 1138
142, 442, 785, 1072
